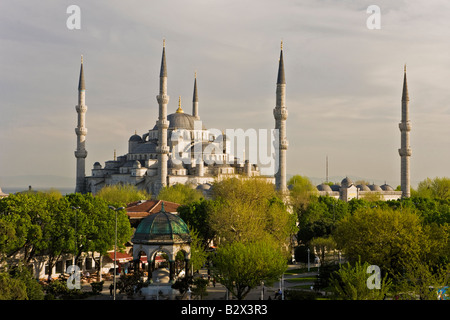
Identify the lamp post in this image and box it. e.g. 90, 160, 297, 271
108, 205, 124, 301
71, 206, 80, 266
307, 247, 310, 271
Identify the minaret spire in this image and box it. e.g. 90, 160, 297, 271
156, 40, 170, 194
399, 64, 411, 198
192, 71, 199, 119
75, 55, 88, 193
274, 41, 288, 193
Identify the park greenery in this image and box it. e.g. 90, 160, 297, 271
0, 176, 449, 300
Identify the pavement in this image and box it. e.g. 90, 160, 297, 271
82, 264, 319, 300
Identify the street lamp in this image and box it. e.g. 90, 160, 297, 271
71, 206, 80, 266
307, 247, 310, 272
108, 205, 124, 301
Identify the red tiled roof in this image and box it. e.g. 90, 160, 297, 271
126, 200, 180, 219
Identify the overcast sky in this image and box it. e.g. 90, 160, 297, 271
0, 0, 449, 190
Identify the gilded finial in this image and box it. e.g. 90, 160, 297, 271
281, 40, 283, 50
176, 96, 184, 113
114, 149, 116, 161
163, 38, 165, 48
195, 71, 197, 79
81, 54, 83, 64
135, 130, 137, 135
404, 64, 406, 73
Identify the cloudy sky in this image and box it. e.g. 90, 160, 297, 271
0, 0, 449, 190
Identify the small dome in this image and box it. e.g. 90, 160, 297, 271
93, 162, 102, 169
168, 157, 184, 169
317, 184, 332, 192
369, 184, 382, 192
381, 184, 394, 191
341, 177, 353, 188
133, 160, 141, 168
357, 184, 371, 191
132, 204, 191, 244
129, 134, 143, 142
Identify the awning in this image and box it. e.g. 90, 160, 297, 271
108, 252, 133, 263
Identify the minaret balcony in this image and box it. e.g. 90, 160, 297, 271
75, 127, 88, 136
76, 104, 88, 113
273, 107, 288, 120
157, 94, 170, 104
75, 149, 88, 158
398, 122, 411, 132
156, 146, 170, 154
398, 148, 412, 157
280, 139, 289, 150
157, 119, 169, 129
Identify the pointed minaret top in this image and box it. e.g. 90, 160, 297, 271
402, 64, 409, 101
193, 73, 198, 103
160, 40, 167, 77
78, 55, 85, 91
277, 42, 286, 84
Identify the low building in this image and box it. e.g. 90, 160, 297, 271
316, 177, 402, 202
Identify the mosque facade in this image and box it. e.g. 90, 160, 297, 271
74, 42, 286, 195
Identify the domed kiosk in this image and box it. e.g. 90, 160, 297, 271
132, 202, 191, 284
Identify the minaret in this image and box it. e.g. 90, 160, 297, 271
273, 41, 288, 193
398, 65, 411, 198
192, 72, 199, 119
75, 55, 88, 194
156, 40, 170, 193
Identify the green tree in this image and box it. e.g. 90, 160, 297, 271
157, 183, 203, 205
212, 239, 287, 300
330, 260, 392, 300
209, 177, 297, 253
288, 175, 318, 211
415, 177, 450, 200
177, 199, 218, 248
333, 207, 428, 275
96, 184, 151, 207
0, 272, 27, 300
65, 193, 133, 281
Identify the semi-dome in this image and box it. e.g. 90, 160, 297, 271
132, 203, 191, 244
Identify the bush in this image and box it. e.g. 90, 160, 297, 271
90, 281, 104, 294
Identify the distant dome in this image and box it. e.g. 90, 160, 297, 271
341, 177, 353, 188
369, 184, 382, 192
129, 134, 143, 142
132, 205, 191, 244
196, 183, 211, 191
317, 184, 332, 192
381, 184, 394, 191
357, 184, 371, 191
